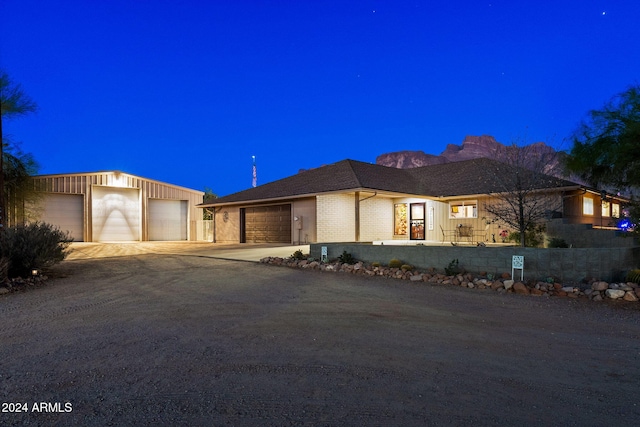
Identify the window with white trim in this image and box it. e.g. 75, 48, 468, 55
602, 201, 610, 217
449, 201, 477, 219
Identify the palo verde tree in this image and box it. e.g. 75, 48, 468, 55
566, 85, 640, 191
0, 70, 39, 229
484, 142, 568, 247
3, 142, 40, 226
566, 85, 640, 232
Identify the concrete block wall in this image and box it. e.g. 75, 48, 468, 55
310, 243, 640, 283
546, 219, 637, 248
317, 194, 355, 242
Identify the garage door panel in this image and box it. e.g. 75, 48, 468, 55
245, 205, 291, 243
149, 199, 187, 241
41, 194, 84, 242
92, 187, 140, 242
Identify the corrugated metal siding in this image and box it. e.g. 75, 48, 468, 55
31, 172, 204, 241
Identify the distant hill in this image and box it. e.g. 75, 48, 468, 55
376, 134, 570, 179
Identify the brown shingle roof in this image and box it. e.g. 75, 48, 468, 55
201, 158, 581, 206
202, 160, 422, 206
408, 157, 579, 197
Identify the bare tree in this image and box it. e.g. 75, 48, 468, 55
484, 142, 566, 247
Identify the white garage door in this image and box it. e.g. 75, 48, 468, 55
41, 194, 84, 242
148, 199, 188, 241
92, 186, 140, 241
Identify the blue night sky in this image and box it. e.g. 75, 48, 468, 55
2, 1, 639, 196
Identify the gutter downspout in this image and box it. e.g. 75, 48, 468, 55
355, 191, 378, 242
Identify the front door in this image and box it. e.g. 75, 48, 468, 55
410, 202, 425, 240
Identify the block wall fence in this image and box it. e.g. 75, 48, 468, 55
310, 243, 640, 283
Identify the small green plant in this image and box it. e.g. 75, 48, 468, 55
445, 258, 460, 276
0, 222, 72, 278
547, 237, 569, 248
338, 250, 356, 264
626, 269, 640, 284
401, 264, 413, 271
290, 249, 306, 260
371, 261, 381, 267
388, 258, 403, 268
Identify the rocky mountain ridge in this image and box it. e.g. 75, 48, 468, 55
375, 135, 560, 169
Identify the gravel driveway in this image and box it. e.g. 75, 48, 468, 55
1, 247, 639, 426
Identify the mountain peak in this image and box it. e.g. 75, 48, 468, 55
376, 135, 558, 168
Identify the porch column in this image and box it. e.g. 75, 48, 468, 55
355, 191, 360, 242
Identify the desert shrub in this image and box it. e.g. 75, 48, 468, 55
626, 269, 640, 284
445, 259, 461, 276
401, 264, 413, 271
338, 251, 355, 264
506, 224, 546, 247
388, 258, 403, 268
290, 249, 306, 260
547, 237, 569, 248
0, 257, 9, 280
0, 222, 72, 278
371, 261, 381, 267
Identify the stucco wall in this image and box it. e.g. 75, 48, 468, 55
310, 243, 640, 283
292, 197, 316, 244
213, 206, 241, 243
317, 193, 355, 242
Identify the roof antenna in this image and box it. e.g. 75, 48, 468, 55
252, 155, 257, 188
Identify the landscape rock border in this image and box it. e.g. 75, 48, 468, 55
260, 257, 640, 303
0, 275, 49, 296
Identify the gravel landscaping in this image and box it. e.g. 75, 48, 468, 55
1, 250, 639, 426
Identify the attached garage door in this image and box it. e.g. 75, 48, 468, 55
92, 186, 140, 241
244, 204, 291, 243
42, 194, 84, 242
148, 199, 188, 241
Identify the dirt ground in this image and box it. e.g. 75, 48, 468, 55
1, 246, 640, 426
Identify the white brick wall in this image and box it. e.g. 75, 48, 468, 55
317, 193, 355, 242
360, 197, 394, 241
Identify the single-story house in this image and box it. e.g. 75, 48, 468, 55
30, 171, 204, 242
200, 158, 628, 245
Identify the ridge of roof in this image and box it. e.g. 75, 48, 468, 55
203, 159, 367, 205
201, 157, 586, 207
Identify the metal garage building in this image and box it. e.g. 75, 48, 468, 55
32, 171, 204, 242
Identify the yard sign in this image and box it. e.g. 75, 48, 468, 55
512, 255, 524, 281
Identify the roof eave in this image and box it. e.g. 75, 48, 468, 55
198, 187, 431, 208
